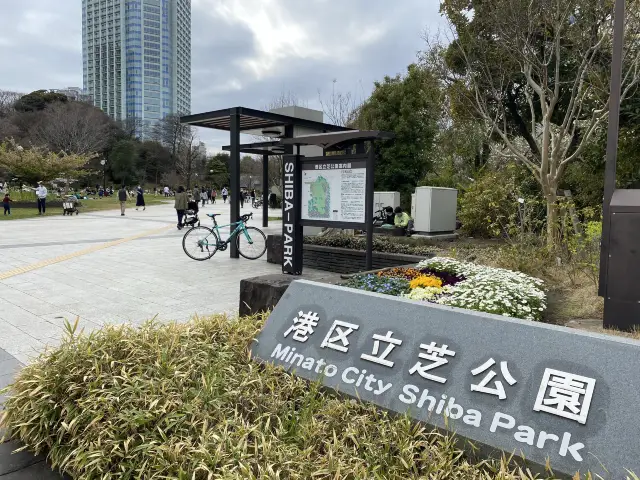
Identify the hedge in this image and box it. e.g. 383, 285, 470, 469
304, 234, 434, 257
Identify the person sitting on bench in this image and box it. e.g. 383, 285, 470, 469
383, 206, 395, 225
394, 207, 414, 236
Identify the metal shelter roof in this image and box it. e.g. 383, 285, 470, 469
180, 106, 351, 133
280, 130, 395, 150
221, 141, 285, 156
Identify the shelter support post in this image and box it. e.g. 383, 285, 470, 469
262, 154, 269, 228
364, 142, 374, 271
230, 109, 241, 258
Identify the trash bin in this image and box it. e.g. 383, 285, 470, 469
603, 189, 640, 330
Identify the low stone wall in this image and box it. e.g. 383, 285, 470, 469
266, 235, 429, 274
373, 226, 406, 236
240, 271, 342, 317
239, 275, 295, 317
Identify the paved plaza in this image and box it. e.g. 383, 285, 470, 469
0, 200, 283, 364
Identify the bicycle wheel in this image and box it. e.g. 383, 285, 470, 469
236, 226, 267, 260
183, 226, 219, 261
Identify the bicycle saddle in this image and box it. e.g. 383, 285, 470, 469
207, 213, 221, 218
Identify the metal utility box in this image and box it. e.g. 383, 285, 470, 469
411, 187, 458, 234
604, 189, 640, 330
373, 191, 400, 212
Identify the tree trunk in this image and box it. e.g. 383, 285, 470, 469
546, 195, 559, 246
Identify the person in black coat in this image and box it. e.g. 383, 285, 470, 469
135, 185, 146, 211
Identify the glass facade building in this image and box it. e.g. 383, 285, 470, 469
82, 0, 191, 134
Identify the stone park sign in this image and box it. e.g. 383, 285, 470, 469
251, 280, 640, 479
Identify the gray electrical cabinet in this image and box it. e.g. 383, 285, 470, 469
410, 187, 458, 234
603, 189, 640, 330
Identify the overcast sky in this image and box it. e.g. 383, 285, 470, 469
0, 0, 445, 152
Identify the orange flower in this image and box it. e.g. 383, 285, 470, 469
409, 275, 443, 289
378, 267, 423, 280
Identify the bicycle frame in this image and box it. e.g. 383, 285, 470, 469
206, 217, 254, 247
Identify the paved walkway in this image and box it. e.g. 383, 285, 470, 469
0, 200, 284, 364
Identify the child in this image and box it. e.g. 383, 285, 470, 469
3, 193, 12, 215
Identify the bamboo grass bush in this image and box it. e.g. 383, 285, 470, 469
0, 316, 584, 479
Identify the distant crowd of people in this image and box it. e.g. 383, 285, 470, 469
1, 179, 265, 221
170, 185, 261, 229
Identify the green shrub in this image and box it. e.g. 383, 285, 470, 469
2, 316, 564, 479
566, 220, 602, 288
304, 234, 434, 256
458, 169, 516, 237
458, 165, 544, 239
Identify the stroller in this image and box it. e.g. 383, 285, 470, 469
183, 200, 200, 228
62, 196, 80, 216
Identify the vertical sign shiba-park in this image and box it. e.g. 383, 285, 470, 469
282, 151, 371, 275
251, 281, 640, 479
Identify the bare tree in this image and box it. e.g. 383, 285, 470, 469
176, 127, 202, 189
151, 114, 190, 171
28, 101, 114, 155
0, 90, 22, 118
318, 79, 364, 127
257, 90, 309, 193
441, 0, 640, 244
117, 116, 144, 139
0, 90, 23, 142
266, 90, 308, 112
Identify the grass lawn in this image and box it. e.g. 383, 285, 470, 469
0, 195, 170, 221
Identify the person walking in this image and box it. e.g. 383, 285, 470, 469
222, 186, 228, 203
35, 181, 48, 215
239, 189, 245, 208
3, 192, 12, 215
118, 185, 128, 216
163, 185, 170, 197
135, 185, 146, 211
211, 188, 217, 204
201, 187, 208, 207
174, 186, 188, 229
250, 189, 256, 207
192, 186, 201, 205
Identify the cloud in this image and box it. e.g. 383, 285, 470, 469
0, 0, 446, 151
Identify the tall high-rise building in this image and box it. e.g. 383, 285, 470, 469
82, 0, 191, 134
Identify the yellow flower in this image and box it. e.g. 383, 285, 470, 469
409, 275, 443, 289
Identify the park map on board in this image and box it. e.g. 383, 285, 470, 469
301, 165, 366, 223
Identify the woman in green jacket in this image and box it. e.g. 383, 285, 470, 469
394, 207, 414, 236
174, 186, 188, 229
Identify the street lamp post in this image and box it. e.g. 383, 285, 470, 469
100, 159, 106, 194
599, 0, 633, 330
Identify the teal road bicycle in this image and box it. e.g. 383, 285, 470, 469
182, 212, 267, 261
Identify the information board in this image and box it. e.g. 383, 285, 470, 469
251, 280, 640, 479
301, 159, 367, 224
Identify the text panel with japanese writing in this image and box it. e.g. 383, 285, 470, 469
250, 280, 639, 478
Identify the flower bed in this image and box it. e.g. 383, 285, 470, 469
344, 257, 546, 321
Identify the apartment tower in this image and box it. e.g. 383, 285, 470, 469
82, 0, 191, 133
